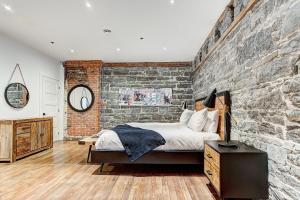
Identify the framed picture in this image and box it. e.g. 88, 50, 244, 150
119, 88, 172, 106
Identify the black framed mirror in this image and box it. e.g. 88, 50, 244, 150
4, 83, 30, 109
67, 84, 94, 112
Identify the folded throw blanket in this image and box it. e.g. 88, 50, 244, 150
112, 124, 166, 162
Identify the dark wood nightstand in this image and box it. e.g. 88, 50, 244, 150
204, 140, 268, 200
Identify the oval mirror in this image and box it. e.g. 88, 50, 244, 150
68, 84, 94, 112
4, 83, 30, 109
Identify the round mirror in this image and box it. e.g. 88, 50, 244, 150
4, 83, 30, 109
68, 84, 94, 112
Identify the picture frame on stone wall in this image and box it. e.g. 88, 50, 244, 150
119, 88, 172, 106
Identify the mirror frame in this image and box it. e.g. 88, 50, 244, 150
67, 84, 95, 113
4, 83, 30, 109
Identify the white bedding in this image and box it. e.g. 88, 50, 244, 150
95, 122, 220, 151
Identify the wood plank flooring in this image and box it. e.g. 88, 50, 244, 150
0, 141, 217, 200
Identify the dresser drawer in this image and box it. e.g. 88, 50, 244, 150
16, 132, 31, 156
16, 123, 32, 157
204, 158, 211, 177
204, 159, 220, 193
16, 123, 31, 135
204, 144, 220, 168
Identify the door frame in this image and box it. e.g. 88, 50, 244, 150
39, 73, 63, 141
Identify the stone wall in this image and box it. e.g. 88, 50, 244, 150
64, 61, 102, 139
192, 0, 300, 199
101, 62, 192, 129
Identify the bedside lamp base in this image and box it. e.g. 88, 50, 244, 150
218, 141, 239, 149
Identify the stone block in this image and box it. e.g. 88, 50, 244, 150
238, 121, 258, 133
219, 6, 234, 34
267, 144, 287, 164
126, 77, 136, 81
288, 154, 300, 166
159, 107, 169, 113
280, 1, 300, 39
290, 93, 300, 108
138, 115, 152, 121
177, 83, 191, 89
145, 70, 159, 76
112, 68, 129, 75
287, 128, 300, 143
262, 0, 275, 18
152, 114, 164, 121
287, 110, 300, 123
237, 28, 274, 65
282, 77, 300, 94
142, 107, 159, 113
176, 77, 191, 81
233, 0, 250, 19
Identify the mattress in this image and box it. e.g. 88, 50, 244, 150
95, 122, 220, 151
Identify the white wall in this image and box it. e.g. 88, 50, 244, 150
0, 32, 64, 140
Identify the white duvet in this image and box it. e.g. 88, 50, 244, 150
95, 122, 220, 151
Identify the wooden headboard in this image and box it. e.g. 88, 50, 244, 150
195, 91, 231, 140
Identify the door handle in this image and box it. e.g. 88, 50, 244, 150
206, 170, 212, 176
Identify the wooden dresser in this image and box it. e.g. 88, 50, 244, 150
0, 118, 53, 162
204, 140, 268, 199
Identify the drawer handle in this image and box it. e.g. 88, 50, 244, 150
206, 170, 212, 176
207, 154, 212, 159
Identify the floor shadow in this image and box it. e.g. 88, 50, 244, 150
206, 183, 221, 200
92, 164, 204, 176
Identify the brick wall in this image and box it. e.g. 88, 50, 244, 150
101, 62, 193, 129
64, 60, 102, 139
192, 0, 300, 199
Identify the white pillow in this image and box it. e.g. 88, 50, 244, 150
187, 108, 208, 132
203, 110, 219, 133
180, 109, 194, 125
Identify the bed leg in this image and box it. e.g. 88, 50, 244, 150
87, 145, 92, 163
99, 163, 104, 173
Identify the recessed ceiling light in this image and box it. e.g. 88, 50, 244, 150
116, 48, 121, 52
103, 29, 112, 33
2, 4, 13, 13
85, 1, 92, 8
163, 47, 167, 51
170, 0, 175, 5
70, 49, 75, 53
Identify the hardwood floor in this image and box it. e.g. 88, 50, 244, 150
0, 141, 217, 200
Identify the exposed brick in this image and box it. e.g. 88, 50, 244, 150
64, 60, 103, 139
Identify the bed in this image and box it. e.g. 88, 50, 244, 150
91, 91, 231, 170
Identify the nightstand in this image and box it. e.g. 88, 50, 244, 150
204, 140, 268, 199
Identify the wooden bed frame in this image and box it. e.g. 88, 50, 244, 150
91, 91, 231, 171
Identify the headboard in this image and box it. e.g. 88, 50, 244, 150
195, 91, 231, 140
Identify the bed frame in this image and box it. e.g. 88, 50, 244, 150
91, 91, 231, 171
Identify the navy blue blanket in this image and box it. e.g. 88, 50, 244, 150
112, 124, 166, 162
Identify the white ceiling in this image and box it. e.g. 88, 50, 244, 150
0, 0, 229, 62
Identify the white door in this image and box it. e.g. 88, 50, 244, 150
40, 75, 60, 141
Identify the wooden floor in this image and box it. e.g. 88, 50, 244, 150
0, 141, 217, 200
